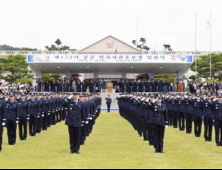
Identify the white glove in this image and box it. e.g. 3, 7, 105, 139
2, 123, 6, 126
165, 125, 169, 129
42, 114, 44, 117
68, 95, 73, 100
16, 121, 19, 124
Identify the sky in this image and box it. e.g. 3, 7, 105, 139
0, 0, 222, 51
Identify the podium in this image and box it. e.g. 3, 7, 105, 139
177, 83, 184, 92
106, 83, 113, 93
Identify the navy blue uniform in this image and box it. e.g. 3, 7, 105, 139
0, 100, 6, 151
193, 100, 203, 137
145, 82, 150, 92
63, 99, 84, 153
177, 98, 186, 131
203, 100, 214, 141
42, 98, 49, 130
213, 101, 222, 146
150, 103, 168, 153
105, 98, 112, 113
171, 98, 179, 128
18, 99, 29, 140
37, 98, 43, 133
29, 100, 38, 136
185, 98, 194, 133
5, 100, 19, 145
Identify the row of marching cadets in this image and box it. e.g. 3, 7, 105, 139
117, 92, 222, 153
0, 90, 102, 154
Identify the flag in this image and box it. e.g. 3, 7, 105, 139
207, 12, 211, 30
207, 20, 211, 29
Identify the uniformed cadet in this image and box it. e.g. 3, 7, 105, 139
171, 95, 179, 128
5, 94, 19, 145
61, 94, 67, 121
51, 94, 57, 125
18, 94, 29, 140
213, 95, 222, 146
150, 96, 168, 153
29, 94, 38, 137
185, 94, 194, 134
0, 95, 6, 152
203, 94, 214, 142
42, 94, 49, 131
193, 94, 203, 137
80, 95, 87, 145
48, 94, 53, 127
62, 92, 85, 154
96, 93, 102, 118
105, 95, 112, 113
57, 94, 63, 123
145, 81, 150, 92
177, 94, 186, 131
37, 94, 43, 133
165, 94, 173, 126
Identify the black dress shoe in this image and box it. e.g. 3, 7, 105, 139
74, 151, 80, 154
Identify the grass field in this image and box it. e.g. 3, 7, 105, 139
0, 112, 222, 169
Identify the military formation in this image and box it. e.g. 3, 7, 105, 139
117, 93, 222, 153
0, 90, 101, 154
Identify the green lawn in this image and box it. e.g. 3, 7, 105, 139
0, 112, 222, 169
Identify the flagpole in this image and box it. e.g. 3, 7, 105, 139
195, 12, 197, 81
210, 12, 212, 80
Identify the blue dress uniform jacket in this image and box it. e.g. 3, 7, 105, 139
63, 99, 84, 128
29, 100, 39, 118
185, 99, 194, 114
171, 99, 179, 112
42, 99, 49, 113
0, 100, 6, 122
214, 102, 222, 121
150, 103, 169, 127
178, 98, 186, 113
5, 101, 19, 122
202, 100, 214, 119
193, 100, 203, 118
18, 100, 30, 119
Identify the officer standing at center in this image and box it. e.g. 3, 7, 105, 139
105, 95, 112, 113
150, 96, 169, 153
62, 92, 85, 154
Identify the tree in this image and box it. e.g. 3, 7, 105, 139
136, 74, 149, 81
0, 45, 37, 51
155, 74, 177, 83
45, 39, 73, 51
191, 53, 222, 79
132, 40, 137, 46
0, 55, 33, 83
55, 39, 62, 50
132, 37, 150, 52
70, 74, 82, 81
163, 44, 172, 52
189, 75, 197, 81
43, 73, 63, 82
